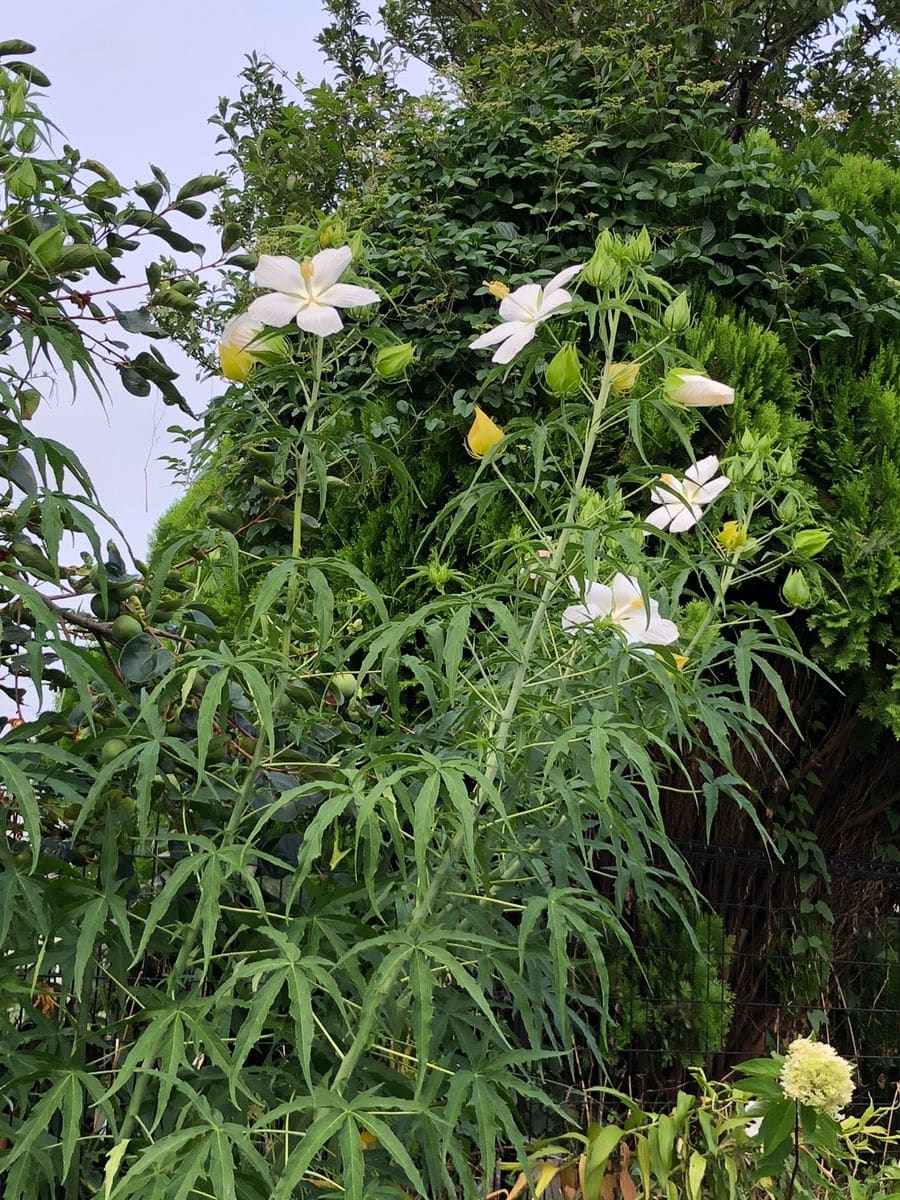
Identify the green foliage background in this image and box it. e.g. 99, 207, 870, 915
2, 13, 900, 1200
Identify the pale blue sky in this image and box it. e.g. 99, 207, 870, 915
16, 1, 416, 556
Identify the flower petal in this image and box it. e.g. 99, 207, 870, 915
492, 322, 536, 363
667, 504, 702, 533
693, 476, 730, 504
295, 304, 344, 336
246, 292, 303, 327
470, 322, 520, 350
499, 283, 542, 322
562, 602, 598, 633
319, 282, 380, 310
645, 505, 674, 530
685, 455, 720, 486
582, 582, 614, 616
610, 573, 643, 616
544, 263, 585, 293
629, 614, 680, 645
221, 312, 266, 349
310, 246, 353, 290
255, 255, 304, 295
534, 288, 573, 322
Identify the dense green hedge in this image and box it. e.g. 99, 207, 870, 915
172, 39, 900, 744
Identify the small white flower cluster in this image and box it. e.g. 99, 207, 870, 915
779, 1037, 855, 1118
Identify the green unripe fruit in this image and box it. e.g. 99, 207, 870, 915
330, 672, 358, 702
249, 447, 277, 469
623, 226, 653, 264
111, 614, 142, 641
11, 540, 54, 576
206, 506, 242, 533
90, 593, 121, 620
253, 475, 283, 497
101, 738, 129, 764
18, 388, 40, 419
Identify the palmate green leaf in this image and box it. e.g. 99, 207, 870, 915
412, 769, 440, 896
308, 555, 388, 623
442, 602, 470, 701
130, 837, 215, 962
106, 1128, 206, 1199
355, 1111, 428, 1198
74, 892, 128, 996
307, 564, 334, 646
272, 1108, 347, 1199
423, 938, 509, 1043
340, 1115, 365, 1200
231, 969, 287, 1082
409, 948, 434, 1092
4, 1069, 91, 1176
0, 747, 40, 864
247, 557, 298, 631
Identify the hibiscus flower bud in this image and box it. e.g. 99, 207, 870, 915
318, 217, 345, 248
373, 342, 415, 379
583, 231, 620, 288
545, 344, 582, 395
775, 448, 794, 476
664, 369, 734, 407
662, 292, 691, 333
465, 406, 504, 458
782, 569, 811, 607
609, 361, 641, 395
792, 528, 831, 558
19, 388, 40, 420
777, 495, 797, 521
623, 226, 653, 264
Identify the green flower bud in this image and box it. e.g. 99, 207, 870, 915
782, 569, 811, 608
777, 495, 798, 522
792, 528, 831, 558
738, 429, 757, 452
662, 291, 691, 333
777, 448, 795, 476
583, 231, 620, 289
18, 388, 40, 420
623, 226, 653, 264
545, 344, 582, 396
373, 342, 415, 379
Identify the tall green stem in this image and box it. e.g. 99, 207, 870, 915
332, 307, 621, 1091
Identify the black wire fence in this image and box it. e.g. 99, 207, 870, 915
606, 842, 900, 1110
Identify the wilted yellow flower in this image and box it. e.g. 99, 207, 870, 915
465, 406, 504, 458
484, 280, 510, 300
780, 1037, 854, 1116
609, 361, 641, 394
218, 314, 267, 383
716, 521, 748, 552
